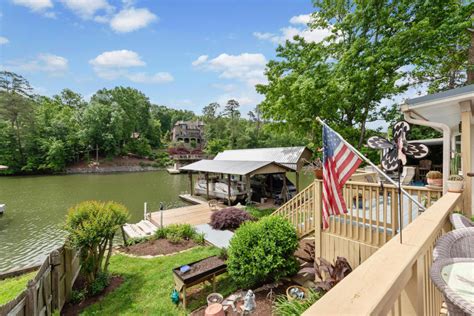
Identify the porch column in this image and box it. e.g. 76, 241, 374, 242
227, 174, 231, 205
460, 100, 473, 215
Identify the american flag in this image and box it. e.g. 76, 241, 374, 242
322, 125, 362, 229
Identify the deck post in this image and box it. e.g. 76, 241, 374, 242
188, 171, 193, 195
314, 180, 322, 259
460, 100, 472, 216
205, 173, 209, 200
227, 174, 231, 205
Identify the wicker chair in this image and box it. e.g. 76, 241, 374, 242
432, 228, 474, 261
430, 257, 474, 316
450, 213, 474, 230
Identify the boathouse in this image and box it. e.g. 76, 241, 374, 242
180, 146, 312, 205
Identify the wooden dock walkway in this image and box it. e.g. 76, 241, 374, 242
178, 194, 209, 205
122, 195, 225, 240
150, 203, 219, 227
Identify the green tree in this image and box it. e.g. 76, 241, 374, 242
64, 201, 129, 284
0, 71, 34, 168
257, 0, 473, 149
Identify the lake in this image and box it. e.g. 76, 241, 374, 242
0, 171, 313, 272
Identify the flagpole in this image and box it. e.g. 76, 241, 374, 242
315, 117, 426, 212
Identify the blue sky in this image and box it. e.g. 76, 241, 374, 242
0, 0, 322, 115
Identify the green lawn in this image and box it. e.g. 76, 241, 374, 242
0, 271, 36, 305
82, 246, 237, 316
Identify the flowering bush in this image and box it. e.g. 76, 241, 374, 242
210, 207, 254, 230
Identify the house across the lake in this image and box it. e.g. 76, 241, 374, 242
171, 120, 205, 148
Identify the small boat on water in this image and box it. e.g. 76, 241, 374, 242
194, 174, 297, 205
194, 178, 247, 203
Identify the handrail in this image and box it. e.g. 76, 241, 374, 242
303, 192, 462, 315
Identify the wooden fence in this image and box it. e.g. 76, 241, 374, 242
0, 246, 80, 316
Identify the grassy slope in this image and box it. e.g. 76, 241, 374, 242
82, 246, 237, 316
0, 271, 36, 305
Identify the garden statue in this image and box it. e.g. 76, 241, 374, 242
243, 290, 256, 312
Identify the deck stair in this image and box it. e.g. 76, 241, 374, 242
122, 220, 158, 239
271, 180, 317, 238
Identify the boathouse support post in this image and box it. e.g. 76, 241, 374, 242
296, 171, 300, 193
282, 173, 288, 202
246, 174, 252, 204
188, 171, 193, 196
205, 173, 209, 200
227, 174, 231, 205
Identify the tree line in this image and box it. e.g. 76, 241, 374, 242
0, 71, 198, 174
0, 72, 303, 175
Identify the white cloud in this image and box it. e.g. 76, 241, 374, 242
110, 7, 157, 33
192, 55, 208, 66
89, 50, 145, 68
289, 14, 312, 25
193, 53, 267, 86
254, 13, 331, 45
60, 0, 113, 19
90, 50, 171, 84
211, 83, 237, 92
0, 36, 9, 45
127, 72, 174, 83
6, 53, 68, 75
13, 0, 53, 11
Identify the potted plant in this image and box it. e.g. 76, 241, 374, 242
304, 158, 323, 179
426, 171, 442, 187
447, 152, 464, 192
447, 175, 464, 192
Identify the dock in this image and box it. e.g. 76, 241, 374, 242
150, 203, 221, 227
178, 194, 209, 205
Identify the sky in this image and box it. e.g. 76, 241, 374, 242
0, 0, 326, 116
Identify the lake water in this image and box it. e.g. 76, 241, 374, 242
0, 171, 313, 272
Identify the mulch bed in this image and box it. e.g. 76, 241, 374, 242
119, 239, 199, 256
190, 280, 291, 316
61, 275, 124, 316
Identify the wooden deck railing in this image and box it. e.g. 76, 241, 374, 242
272, 179, 442, 246
271, 181, 317, 237
303, 192, 463, 315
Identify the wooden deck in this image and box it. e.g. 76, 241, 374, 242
150, 203, 220, 227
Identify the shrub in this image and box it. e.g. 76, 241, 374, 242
227, 216, 299, 288
245, 205, 275, 219
210, 207, 254, 230
154, 224, 202, 244
299, 257, 352, 292
154, 227, 169, 239
64, 201, 129, 284
89, 272, 109, 296
273, 289, 321, 316
192, 232, 206, 245
70, 289, 87, 304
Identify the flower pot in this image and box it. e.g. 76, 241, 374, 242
314, 169, 323, 179
207, 293, 223, 306
447, 180, 463, 193
427, 178, 442, 187
286, 285, 308, 301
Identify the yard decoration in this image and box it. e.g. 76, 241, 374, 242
243, 290, 256, 312
367, 121, 429, 243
